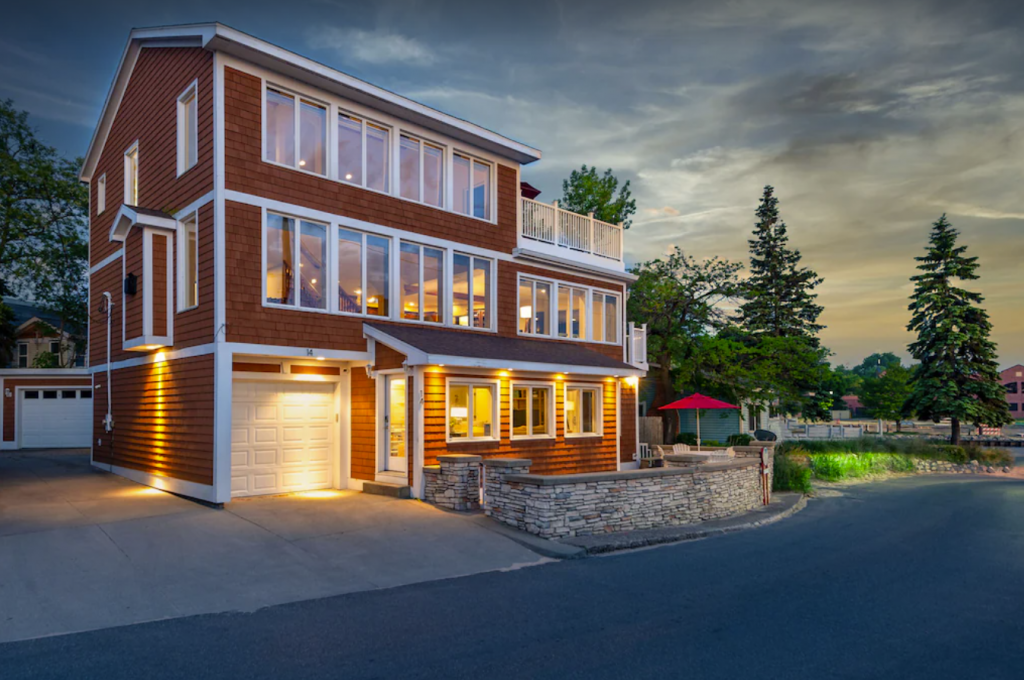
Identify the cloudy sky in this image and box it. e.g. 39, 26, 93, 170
3, 0, 1022, 367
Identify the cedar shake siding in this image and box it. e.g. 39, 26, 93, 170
423, 371, 619, 475
90, 47, 214, 263
350, 368, 376, 481
93, 355, 215, 485
222, 66, 519, 254
373, 344, 406, 371
3, 378, 93, 442
620, 385, 637, 463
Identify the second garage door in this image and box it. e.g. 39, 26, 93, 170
231, 380, 337, 498
20, 388, 93, 448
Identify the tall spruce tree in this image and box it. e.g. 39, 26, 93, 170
904, 215, 1011, 444
738, 186, 824, 340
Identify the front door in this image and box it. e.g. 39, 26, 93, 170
384, 376, 407, 473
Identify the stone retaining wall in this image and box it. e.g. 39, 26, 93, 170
913, 459, 1012, 475
422, 454, 481, 511
483, 454, 772, 539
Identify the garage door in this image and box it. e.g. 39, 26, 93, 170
231, 381, 336, 497
20, 388, 93, 448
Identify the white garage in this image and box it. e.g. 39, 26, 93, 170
231, 380, 337, 497
19, 387, 93, 449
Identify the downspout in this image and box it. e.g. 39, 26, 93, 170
102, 292, 114, 433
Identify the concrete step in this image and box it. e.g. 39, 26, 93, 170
362, 481, 411, 499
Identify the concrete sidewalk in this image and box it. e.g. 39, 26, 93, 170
555, 492, 806, 554
0, 449, 547, 643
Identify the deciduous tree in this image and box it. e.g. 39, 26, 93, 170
559, 165, 636, 229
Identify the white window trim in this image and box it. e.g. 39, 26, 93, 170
176, 80, 199, 177
97, 174, 106, 214
257, 72, 497, 224
398, 132, 447, 209
263, 210, 330, 312
124, 140, 139, 205
590, 289, 621, 345
17, 342, 28, 368
450, 252, 495, 330
557, 284, 589, 341
509, 381, 556, 440
398, 240, 446, 325
515, 272, 623, 346
177, 211, 200, 312
262, 83, 329, 178
445, 377, 501, 443
260, 210, 497, 333
452, 151, 494, 222
564, 383, 604, 438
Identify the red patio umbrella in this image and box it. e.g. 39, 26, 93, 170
659, 393, 740, 447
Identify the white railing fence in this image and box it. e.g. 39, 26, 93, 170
521, 198, 623, 262
627, 322, 648, 368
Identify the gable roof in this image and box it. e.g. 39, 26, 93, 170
3, 298, 62, 332
364, 323, 641, 377
80, 23, 542, 182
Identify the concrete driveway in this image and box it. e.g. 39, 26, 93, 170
0, 449, 546, 643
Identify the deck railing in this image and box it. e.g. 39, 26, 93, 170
521, 198, 623, 262
628, 322, 648, 369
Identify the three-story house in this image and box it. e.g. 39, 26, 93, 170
82, 23, 647, 503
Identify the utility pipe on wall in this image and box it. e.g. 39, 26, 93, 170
101, 292, 114, 432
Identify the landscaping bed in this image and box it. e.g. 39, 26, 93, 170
772, 437, 1014, 492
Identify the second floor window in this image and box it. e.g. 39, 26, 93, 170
17, 343, 28, 368
266, 88, 326, 176
558, 285, 587, 339
452, 254, 491, 329
266, 213, 327, 310
519, 277, 552, 336
337, 227, 390, 317
591, 291, 619, 343
400, 242, 444, 323
181, 214, 199, 310
124, 143, 138, 205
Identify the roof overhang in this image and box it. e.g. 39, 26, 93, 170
109, 205, 177, 242
363, 324, 644, 378
81, 23, 542, 182
512, 247, 638, 283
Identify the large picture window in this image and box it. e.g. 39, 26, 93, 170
266, 87, 326, 176
452, 254, 491, 329
400, 242, 444, 323
518, 277, 551, 336
512, 384, 553, 438
265, 213, 327, 310
565, 385, 602, 436
338, 112, 391, 192
448, 381, 498, 441
453, 153, 491, 220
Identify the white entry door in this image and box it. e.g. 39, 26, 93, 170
19, 388, 93, 448
231, 380, 336, 497
383, 375, 407, 474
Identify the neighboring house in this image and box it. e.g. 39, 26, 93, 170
4, 298, 85, 368
80, 24, 648, 504
1003, 365, 1024, 419
841, 394, 868, 418
636, 374, 766, 441
0, 298, 91, 450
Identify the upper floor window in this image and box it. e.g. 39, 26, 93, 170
265, 213, 327, 310
558, 285, 587, 339
177, 82, 198, 175
400, 134, 444, 208
266, 87, 326, 176
17, 343, 28, 368
453, 153, 491, 220
1007, 382, 1019, 395
518, 277, 552, 336
337, 113, 391, 193
591, 291, 620, 344
338, 227, 390, 317
400, 242, 444, 323
180, 213, 199, 310
124, 142, 138, 205
452, 254, 491, 329
49, 340, 61, 355
97, 174, 106, 214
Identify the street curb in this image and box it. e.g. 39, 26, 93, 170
467, 516, 587, 560
560, 494, 809, 555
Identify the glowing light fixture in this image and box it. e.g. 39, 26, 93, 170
519, 305, 532, 319
316, 356, 325, 361
299, 159, 307, 167
450, 406, 468, 418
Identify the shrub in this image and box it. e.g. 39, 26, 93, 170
808, 452, 918, 481
702, 439, 721, 447
675, 432, 697, 445
773, 454, 812, 494
727, 433, 754, 446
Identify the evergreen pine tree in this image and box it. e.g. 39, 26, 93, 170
738, 186, 824, 340
904, 214, 1011, 445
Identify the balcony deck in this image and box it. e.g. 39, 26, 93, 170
520, 198, 624, 268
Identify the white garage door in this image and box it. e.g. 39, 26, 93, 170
231, 380, 336, 497
20, 388, 93, 448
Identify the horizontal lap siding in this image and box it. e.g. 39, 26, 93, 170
152, 234, 168, 336
123, 231, 144, 343
350, 368, 376, 480
174, 202, 215, 347
423, 372, 618, 475
223, 66, 519, 255
2, 378, 93, 442
93, 354, 215, 485
90, 47, 214, 263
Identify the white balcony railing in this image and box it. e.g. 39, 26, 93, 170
521, 198, 624, 262
627, 322, 648, 369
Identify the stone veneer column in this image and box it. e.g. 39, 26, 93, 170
429, 454, 483, 511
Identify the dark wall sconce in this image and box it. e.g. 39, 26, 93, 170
124, 272, 137, 296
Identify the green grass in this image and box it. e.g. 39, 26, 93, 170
772, 454, 813, 494
806, 452, 916, 482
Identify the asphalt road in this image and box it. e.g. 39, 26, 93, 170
3, 475, 1023, 679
